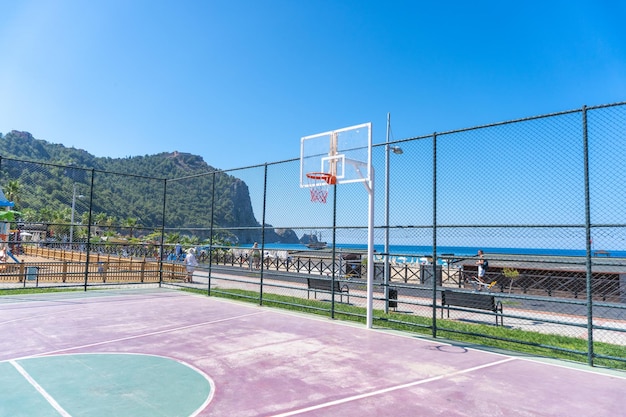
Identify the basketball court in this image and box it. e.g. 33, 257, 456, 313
0, 287, 624, 416
1, 121, 625, 415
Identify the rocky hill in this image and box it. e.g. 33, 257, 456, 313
0, 130, 299, 244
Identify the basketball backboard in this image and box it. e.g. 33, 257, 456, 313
300, 122, 371, 188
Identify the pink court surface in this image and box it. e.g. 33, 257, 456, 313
1, 287, 624, 416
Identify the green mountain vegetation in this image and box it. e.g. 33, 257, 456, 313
0, 130, 298, 245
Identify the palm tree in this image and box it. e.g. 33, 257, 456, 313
42, 207, 70, 241
182, 235, 201, 249
105, 215, 117, 228
165, 232, 181, 244
19, 208, 38, 222
123, 217, 140, 239
4, 180, 20, 207
38, 207, 55, 223
144, 229, 163, 242
94, 212, 108, 226
91, 212, 108, 237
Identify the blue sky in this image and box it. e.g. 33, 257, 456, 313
1, 0, 625, 171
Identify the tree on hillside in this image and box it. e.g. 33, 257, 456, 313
4, 180, 21, 207
165, 232, 181, 244
94, 212, 107, 226
123, 217, 140, 239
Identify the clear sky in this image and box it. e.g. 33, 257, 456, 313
1, 0, 624, 171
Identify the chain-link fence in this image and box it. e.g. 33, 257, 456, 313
1, 102, 625, 368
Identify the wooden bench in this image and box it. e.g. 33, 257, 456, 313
441, 289, 503, 326
307, 277, 349, 304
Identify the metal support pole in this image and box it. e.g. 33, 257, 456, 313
83, 170, 95, 291
207, 172, 216, 295
366, 123, 375, 329
384, 113, 391, 314
259, 164, 268, 305
384, 113, 402, 314
432, 132, 438, 338
69, 183, 83, 247
158, 179, 168, 286
582, 105, 594, 366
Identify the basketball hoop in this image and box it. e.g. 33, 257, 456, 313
306, 172, 336, 203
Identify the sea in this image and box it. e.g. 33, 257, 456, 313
236, 243, 626, 259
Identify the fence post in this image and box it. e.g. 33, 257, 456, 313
582, 104, 594, 366
432, 132, 438, 338
62, 261, 68, 283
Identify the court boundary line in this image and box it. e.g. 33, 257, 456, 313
3, 310, 266, 362
0, 291, 190, 326
270, 357, 517, 416
0, 307, 87, 326
0, 287, 185, 307
10, 359, 72, 417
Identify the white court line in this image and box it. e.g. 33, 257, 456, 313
0, 293, 190, 326
10, 360, 72, 417
0, 307, 89, 326
270, 357, 517, 417
5, 311, 266, 362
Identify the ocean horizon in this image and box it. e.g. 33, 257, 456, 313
236, 243, 625, 259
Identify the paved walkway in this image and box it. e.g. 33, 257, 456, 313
185, 269, 626, 345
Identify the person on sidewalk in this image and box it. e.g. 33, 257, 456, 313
474, 249, 495, 291
476, 250, 487, 283
185, 248, 199, 283
250, 242, 261, 269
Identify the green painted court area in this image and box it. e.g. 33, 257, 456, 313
0, 353, 212, 417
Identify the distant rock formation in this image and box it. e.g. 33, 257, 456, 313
0, 130, 299, 244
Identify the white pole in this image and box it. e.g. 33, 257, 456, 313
384, 113, 391, 314
69, 184, 84, 249
366, 122, 375, 329
69, 183, 77, 247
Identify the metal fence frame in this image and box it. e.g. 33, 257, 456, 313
1, 101, 625, 368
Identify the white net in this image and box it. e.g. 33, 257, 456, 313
306, 173, 333, 204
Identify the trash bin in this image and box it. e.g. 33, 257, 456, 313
26, 266, 38, 281
420, 264, 442, 286
388, 288, 398, 309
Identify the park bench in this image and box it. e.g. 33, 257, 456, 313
307, 277, 350, 304
441, 289, 503, 326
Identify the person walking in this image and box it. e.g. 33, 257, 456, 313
184, 248, 199, 283
476, 249, 487, 283
251, 242, 261, 269
175, 243, 183, 261
474, 249, 493, 290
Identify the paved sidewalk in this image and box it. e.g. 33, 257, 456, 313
184, 269, 626, 345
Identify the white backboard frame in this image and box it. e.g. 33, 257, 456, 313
300, 122, 372, 188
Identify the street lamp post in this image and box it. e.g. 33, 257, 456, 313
384, 113, 403, 313
69, 183, 84, 249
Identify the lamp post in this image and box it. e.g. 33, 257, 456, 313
384, 113, 403, 313
69, 183, 84, 249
